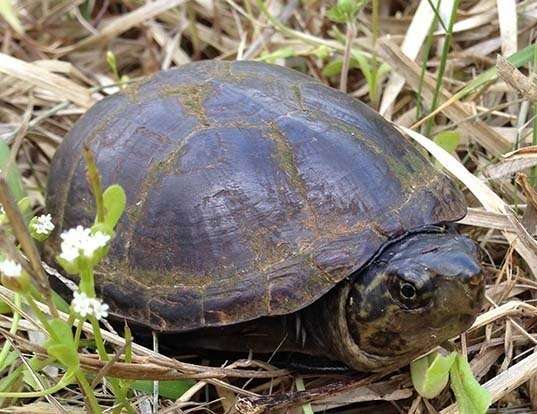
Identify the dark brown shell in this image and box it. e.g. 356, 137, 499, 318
46, 60, 466, 332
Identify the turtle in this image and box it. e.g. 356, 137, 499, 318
45, 60, 484, 372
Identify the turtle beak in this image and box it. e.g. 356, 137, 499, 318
433, 252, 484, 330
434, 273, 483, 329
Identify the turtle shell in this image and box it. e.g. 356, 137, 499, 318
46, 60, 466, 332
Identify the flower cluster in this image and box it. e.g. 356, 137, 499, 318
0, 258, 29, 292
0, 259, 21, 277
71, 291, 109, 320
59, 226, 110, 263
30, 214, 55, 235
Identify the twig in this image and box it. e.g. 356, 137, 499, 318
1, 101, 70, 145
497, 54, 537, 103
90, 344, 127, 388
379, 38, 511, 154
5, 96, 32, 172
235, 372, 387, 414
0, 178, 58, 317
243, 0, 299, 59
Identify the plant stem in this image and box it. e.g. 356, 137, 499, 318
90, 316, 134, 413
530, 49, 537, 187
76, 370, 103, 414
26, 295, 59, 343
90, 317, 107, 358
78, 264, 134, 412
74, 319, 84, 346
0, 369, 76, 398
416, 1, 439, 123
0, 294, 21, 368
370, 0, 380, 107
255, 0, 373, 59
340, 22, 355, 92
79, 266, 95, 297
425, 0, 461, 137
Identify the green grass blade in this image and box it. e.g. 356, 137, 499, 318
132, 379, 195, 400
0, 140, 25, 203
424, 0, 461, 136
0, 0, 23, 34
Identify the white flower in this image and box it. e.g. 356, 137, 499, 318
71, 291, 92, 317
59, 226, 110, 262
0, 204, 4, 215
31, 214, 55, 235
71, 292, 109, 320
85, 232, 110, 256
91, 298, 109, 320
60, 245, 79, 262
0, 259, 22, 277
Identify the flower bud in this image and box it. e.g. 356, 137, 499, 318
0, 259, 30, 292
29, 214, 55, 241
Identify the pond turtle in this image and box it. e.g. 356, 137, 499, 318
46, 60, 484, 371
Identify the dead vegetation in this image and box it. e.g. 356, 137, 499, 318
1, 0, 537, 413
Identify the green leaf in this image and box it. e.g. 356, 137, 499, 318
45, 319, 79, 370
47, 319, 76, 347
326, 0, 366, 23
132, 379, 194, 400
0, 140, 25, 202
433, 131, 460, 154
312, 45, 330, 60
322, 59, 344, 77
51, 291, 71, 314
259, 47, 295, 64
80, 0, 95, 21
326, 7, 347, 23
0, 0, 23, 34
321, 56, 363, 77
322, 59, 343, 77
47, 344, 79, 370
0, 299, 12, 314
102, 184, 126, 229
119, 74, 130, 88
378, 62, 391, 78
351, 50, 372, 83
106, 50, 120, 80
0, 350, 18, 372
22, 364, 39, 390
411, 351, 456, 399
450, 354, 492, 414
15, 197, 32, 223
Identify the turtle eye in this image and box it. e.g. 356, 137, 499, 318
400, 282, 417, 300
387, 274, 428, 309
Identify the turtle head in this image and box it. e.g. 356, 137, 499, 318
339, 232, 483, 371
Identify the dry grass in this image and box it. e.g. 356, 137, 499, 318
1, 0, 537, 413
